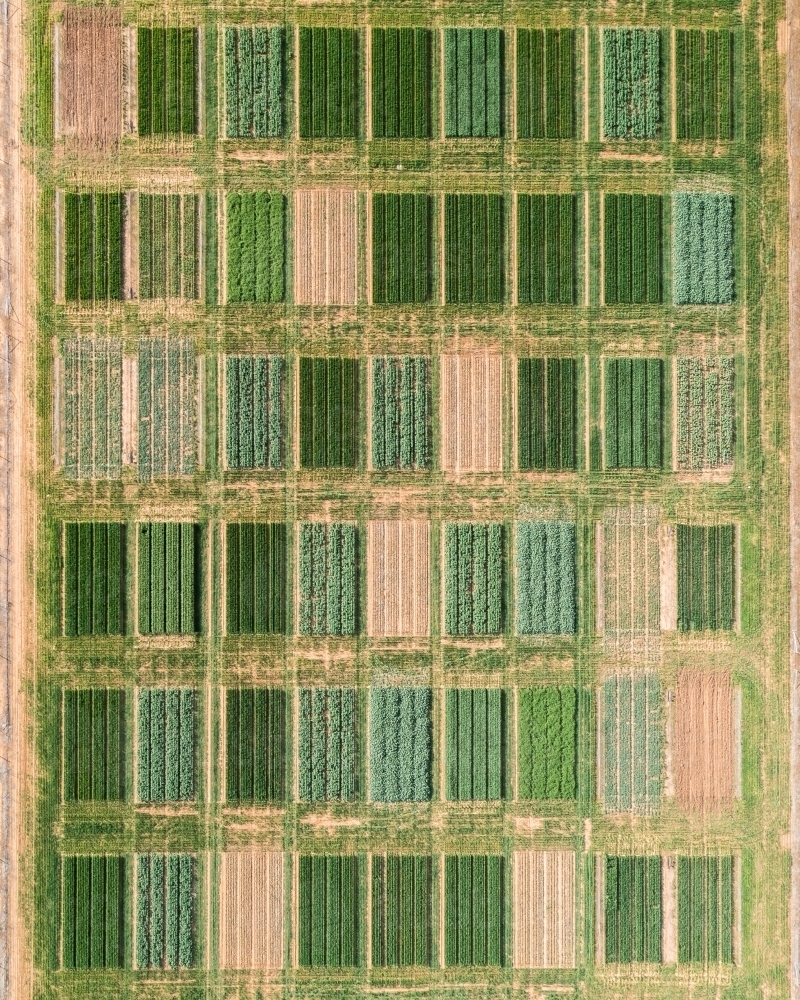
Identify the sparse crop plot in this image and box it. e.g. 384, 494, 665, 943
137, 522, 199, 635
137, 26, 198, 136
298, 855, 361, 966
225, 356, 284, 469
517, 687, 576, 799
517, 194, 576, 304
603, 194, 662, 304
604, 856, 662, 963
444, 855, 505, 965
226, 523, 286, 634
517, 358, 576, 469
675, 30, 734, 141
371, 28, 431, 138
445, 688, 506, 800
516, 29, 575, 139
676, 356, 735, 469
444, 523, 503, 636
601, 505, 662, 656
225, 688, 286, 802
137, 688, 195, 802
226, 193, 285, 302
139, 194, 200, 300
676, 524, 735, 630
604, 358, 663, 468
294, 190, 357, 305
371, 356, 430, 469
138, 337, 196, 480
674, 671, 736, 810
441, 353, 503, 472
63, 522, 125, 636
672, 193, 734, 304
444, 194, 504, 302
299, 357, 358, 468
369, 688, 432, 801
61, 855, 126, 968
63, 193, 124, 303
368, 520, 429, 637
62, 689, 125, 801
136, 854, 195, 968
602, 29, 661, 139
371, 855, 433, 966
219, 853, 283, 969
298, 522, 357, 635
224, 27, 283, 138
61, 339, 122, 479
602, 673, 661, 814
371, 194, 431, 303
513, 851, 575, 968
298, 688, 358, 801
443, 29, 503, 137
516, 521, 576, 635
298, 28, 358, 138
677, 856, 735, 963
57, 8, 121, 146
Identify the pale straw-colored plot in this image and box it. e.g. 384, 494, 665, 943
57, 8, 121, 146
368, 520, 429, 637
674, 670, 736, 810
513, 850, 576, 969
441, 353, 503, 473
294, 189, 357, 305
219, 852, 283, 969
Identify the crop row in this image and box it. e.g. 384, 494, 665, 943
137, 522, 198, 635
370, 687, 432, 802
138, 27, 197, 136
676, 524, 736, 631
62, 338, 122, 480
443, 522, 503, 635
444, 855, 505, 966
61, 855, 125, 968
62, 688, 125, 801
226, 192, 285, 302
298, 357, 358, 469
63, 193, 124, 303
677, 856, 735, 963
225, 355, 284, 469
224, 26, 283, 138
516, 29, 574, 139
602, 674, 661, 814
297, 687, 358, 801
676, 356, 736, 470
226, 522, 286, 634
372, 193, 431, 303
517, 193, 576, 304
139, 194, 200, 301
604, 193, 662, 304
371, 855, 432, 967
604, 856, 662, 962
444, 193, 504, 303
297, 523, 357, 635
517, 357, 576, 469
516, 521, 576, 635
136, 853, 195, 968
445, 688, 506, 800
517, 687, 576, 799
371, 28, 430, 139
604, 358, 663, 469
63, 522, 125, 636
226, 687, 286, 802
675, 30, 734, 141
298, 27, 357, 138
443, 28, 503, 138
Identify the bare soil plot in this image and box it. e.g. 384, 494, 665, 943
57, 8, 121, 146
368, 520, 429, 637
219, 851, 283, 969
513, 850, 575, 968
441, 353, 503, 473
294, 189, 357, 305
674, 670, 736, 810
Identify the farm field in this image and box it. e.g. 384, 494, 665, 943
371, 28, 431, 139
224, 27, 283, 139
367, 519, 429, 637
219, 852, 283, 968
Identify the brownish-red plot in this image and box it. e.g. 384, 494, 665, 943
674, 670, 736, 810
513, 850, 576, 968
368, 520, 430, 637
441, 353, 503, 473
294, 189, 357, 305
219, 852, 283, 969
57, 8, 121, 146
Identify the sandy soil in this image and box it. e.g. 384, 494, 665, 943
294, 189, 357, 305
441, 353, 503, 473
57, 9, 121, 147
674, 670, 735, 810
219, 852, 283, 969
513, 850, 576, 969
662, 856, 677, 963
368, 519, 430, 637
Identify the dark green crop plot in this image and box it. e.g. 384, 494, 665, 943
137, 522, 199, 635
226, 193, 285, 302
298, 855, 361, 966
443, 28, 503, 137
136, 854, 195, 968
517, 357, 576, 469
298, 27, 358, 138
677, 856, 735, 963
63, 522, 125, 636
226, 523, 286, 634
444, 194, 504, 303
444, 523, 503, 635
61, 855, 126, 968
676, 524, 736, 631
445, 688, 506, 800
225, 688, 286, 802
137, 688, 195, 802
371, 356, 430, 469
604, 358, 663, 469
138, 27, 198, 136
675, 30, 734, 141
517, 687, 577, 799
63, 192, 124, 304
371, 855, 433, 966
62, 689, 125, 801
225, 356, 284, 469
444, 855, 505, 966
517, 194, 576, 304
224, 26, 283, 138
298, 357, 358, 468
516, 29, 574, 138
371, 28, 431, 138
603, 29, 661, 139
605, 856, 662, 963
372, 193, 432, 303
298, 687, 358, 800
604, 193, 662, 304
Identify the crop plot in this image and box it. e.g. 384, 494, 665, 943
517, 358, 576, 469
604, 856, 662, 963
224, 27, 283, 138
676, 357, 735, 470
136, 854, 195, 968
672, 193, 735, 304
219, 853, 283, 968
371, 28, 431, 138
444, 855, 505, 965
517, 687, 576, 799
601, 505, 661, 655
137, 688, 195, 802
516, 521, 576, 635
368, 520, 429, 637
444, 194, 504, 302
674, 671, 736, 810
443, 29, 503, 137
299, 357, 358, 468
225, 688, 286, 802
441, 353, 502, 472
371, 855, 433, 966
226, 523, 286, 634
677, 855, 735, 963
513, 851, 575, 968
298, 28, 358, 138
603, 194, 662, 304
517, 194, 576, 304
371, 194, 431, 303
369, 688, 432, 801
138, 338, 196, 480
516, 29, 574, 139
137, 522, 199, 635
371, 356, 430, 469
225, 356, 284, 469
294, 189, 357, 305
445, 688, 506, 800
139, 194, 200, 300
62, 689, 125, 801
676, 524, 735, 631
675, 30, 734, 141
57, 8, 121, 146
602, 29, 661, 139
444, 522, 503, 635
298, 688, 357, 801
61, 855, 125, 968
298, 855, 361, 966
61, 339, 122, 479
602, 673, 661, 814
137, 26, 198, 136
298, 522, 356, 635
63, 193, 124, 303
226, 193, 285, 302
63, 522, 125, 636
604, 358, 663, 468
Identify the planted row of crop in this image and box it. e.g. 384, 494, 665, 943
675, 30, 734, 141
677, 856, 735, 963
224, 26, 283, 138
137, 522, 198, 635
369, 687, 432, 802
444, 855, 505, 966
61, 855, 125, 968
297, 687, 358, 800
226, 523, 286, 634
604, 357, 663, 469
603, 29, 661, 139
371, 28, 430, 138
517, 193, 576, 304
298, 27, 357, 138
138, 27, 197, 136
63, 193, 124, 302
371, 356, 430, 469
225, 355, 284, 469
517, 687, 576, 799
372, 193, 431, 303
672, 193, 735, 304
63, 522, 125, 636
138, 337, 196, 480
444, 194, 504, 303
226, 687, 286, 802
603, 674, 661, 814
443, 28, 503, 137
605, 856, 662, 962
62, 339, 123, 480
445, 688, 506, 800
676, 524, 736, 631
604, 193, 662, 304
371, 855, 432, 967
517, 357, 576, 469
226, 192, 285, 302
139, 194, 200, 300
63, 689, 125, 802
516, 29, 574, 139
137, 688, 195, 802
676, 356, 735, 469
298, 855, 361, 966
298, 523, 357, 635
516, 521, 576, 635
298, 357, 358, 469
136, 853, 195, 968
444, 522, 503, 635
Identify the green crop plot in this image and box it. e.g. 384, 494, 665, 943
372, 193, 431, 303
61, 855, 126, 968
444, 194, 504, 303
298, 855, 361, 966
516, 522, 576, 634
445, 688, 506, 800
63, 522, 125, 636
371, 28, 431, 138
137, 522, 199, 635
677, 856, 735, 963
517, 193, 576, 304
675, 30, 734, 141
137, 688, 195, 802
298, 357, 358, 468
603, 674, 661, 814
676, 357, 735, 469
676, 524, 736, 631
371, 855, 433, 966
62, 689, 125, 801
604, 856, 662, 963
517, 687, 577, 799
298, 28, 358, 138
443, 28, 503, 138
444, 522, 503, 635
226, 193, 285, 302
298, 687, 358, 800
138, 338, 196, 479
138, 27, 198, 136
136, 854, 195, 968
517, 357, 577, 469
298, 522, 357, 635
604, 358, 663, 469
139, 194, 200, 300
444, 855, 505, 965
602, 29, 661, 139
63, 193, 124, 303
225, 356, 284, 469
62, 339, 122, 480
516, 29, 575, 139
371, 356, 430, 469
604, 193, 662, 304
224, 26, 283, 138
225, 687, 286, 802
672, 193, 734, 304
225, 522, 286, 634
369, 687, 432, 802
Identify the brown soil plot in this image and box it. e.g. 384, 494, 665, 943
57, 8, 121, 146
513, 850, 576, 969
673, 670, 736, 811
441, 353, 503, 473
368, 520, 430, 637
294, 189, 357, 305
219, 851, 283, 969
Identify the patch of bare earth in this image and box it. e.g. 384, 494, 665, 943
58, 8, 121, 147
294, 189, 357, 305
368, 520, 429, 637
674, 670, 735, 810
219, 852, 283, 969
441, 353, 503, 473
513, 850, 576, 969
